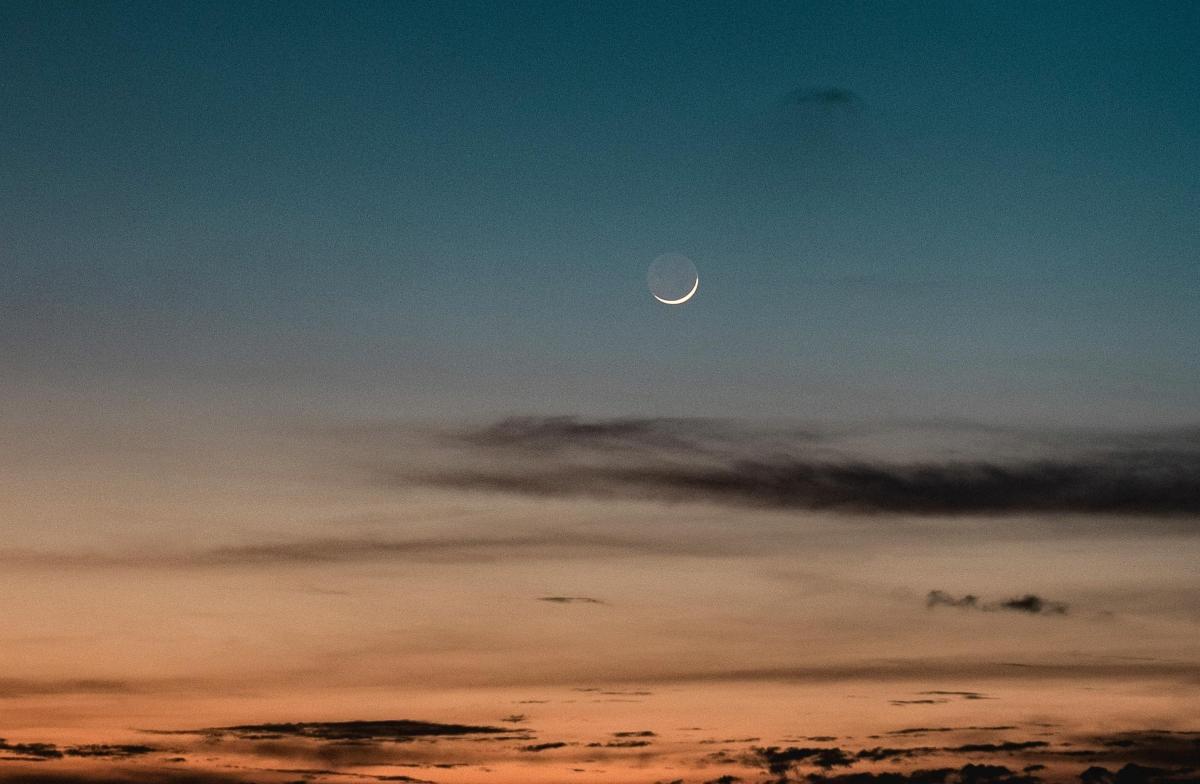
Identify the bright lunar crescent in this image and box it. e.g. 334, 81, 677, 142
647, 253, 699, 305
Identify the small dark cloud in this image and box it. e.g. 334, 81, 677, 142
786, 87, 859, 106
919, 692, 995, 701
572, 688, 653, 696
927, 591, 1069, 616
457, 416, 708, 454
500, 714, 527, 724
888, 727, 1019, 737
519, 742, 569, 752
748, 746, 857, 776
170, 720, 506, 742
927, 592, 981, 610
0, 532, 727, 571
246, 768, 435, 784
0, 678, 134, 698
0, 772, 257, 784
0, 740, 61, 759
999, 596, 1068, 615
856, 747, 935, 762
613, 731, 657, 738
701, 737, 762, 745
537, 596, 606, 605
809, 764, 1042, 784
65, 744, 158, 758
0, 739, 158, 760
949, 742, 1051, 753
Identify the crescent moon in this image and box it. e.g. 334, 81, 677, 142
653, 276, 699, 305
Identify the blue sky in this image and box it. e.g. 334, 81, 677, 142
2, 0, 1198, 424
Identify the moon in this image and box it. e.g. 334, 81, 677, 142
647, 253, 699, 305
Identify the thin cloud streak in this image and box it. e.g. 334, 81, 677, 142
0, 533, 729, 571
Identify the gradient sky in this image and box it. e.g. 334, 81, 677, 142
3, 0, 1199, 424
1, 3, 1198, 784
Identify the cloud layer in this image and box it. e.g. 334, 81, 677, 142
2, 714, 1198, 784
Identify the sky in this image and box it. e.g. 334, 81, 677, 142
0, 2, 1198, 784
4, 0, 1200, 423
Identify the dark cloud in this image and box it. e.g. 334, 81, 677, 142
455, 416, 718, 454
537, 596, 606, 605
856, 747, 934, 762
999, 596, 1068, 615
786, 87, 859, 106
0, 739, 157, 760
530, 659, 1200, 690
415, 417, 1200, 517
573, 688, 653, 696
927, 591, 1069, 616
885, 728, 1019, 737
806, 764, 1042, 784
0, 679, 134, 698
727, 729, 1200, 784
927, 592, 982, 610
11, 719, 1197, 784
1078, 763, 1200, 784
748, 746, 857, 776
890, 691, 998, 706
170, 720, 506, 742
1079, 731, 1200, 767
0, 740, 61, 759
949, 742, 1051, 753
519, 742, 568, 752
0, 772, 257, 784
0, 532, 727, 571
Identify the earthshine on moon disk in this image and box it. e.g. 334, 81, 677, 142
647, 253, 699, 305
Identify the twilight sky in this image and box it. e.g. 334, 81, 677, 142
1, 3, 1198, 784
3, 0, 1200, 423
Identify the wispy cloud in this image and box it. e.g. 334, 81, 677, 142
927, 591, 1069, 616
409, 417, 1200, 517
785, 87, 859, 106
518, 741, 569, 752
163, 720, 507, 742
0, 532, 726, 571
0, 739, 156, 760
0, 679, 134, 698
